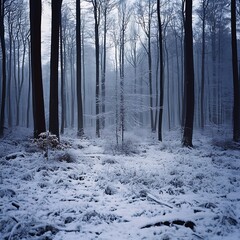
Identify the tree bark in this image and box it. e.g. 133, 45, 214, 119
0, 0, 6, 136
231, 0, 240, 141
157, 0, 164, 142
93, 0, 100, 138
182, 0, 195, 147
29, 0, 46, 138
76, 0, 84, 137
49, 0, 62, 139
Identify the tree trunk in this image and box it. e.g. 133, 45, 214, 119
76, 0, 84, 137
231, 0, 240, 141
182, 0, 195, 147
27, 39, 31, 128
0, 0, 6, 136
101, 8, 107, 129
7, 20, 13, 128
49, 0, 62, 139
93, 0, 100, 138
0, 0, 7, 133
29, 0, 46, 138
157, 0, 164, 142
60, 14, 66, 134
200, 0, 207, 129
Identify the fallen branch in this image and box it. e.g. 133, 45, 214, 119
139, 190, 173, 209
12, 202, 20, 209
8, 222, 21, 240
147, 193, 174, 209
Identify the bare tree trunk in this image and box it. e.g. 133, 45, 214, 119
0, 0, 6, 136
120, 28, 125, 145
76, 0, 84, 137
200, 0, 208, 129
231, 0, 240, 141
182, 0, 195, 147
29, 0, 46, 138
154, 37, 159, 132
157, 0, 164, 142
70, 44, 75, 128
27, 39, 31, 128
60, 14, 66, 134
101, 8, 107, 129
49, 0, 62, 139
7, 19, 13, 128
92, 0, 100, 138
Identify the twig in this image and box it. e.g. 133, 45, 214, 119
139, 190, 173, 209
12, 202, 20, 209
8, 222, 21, 240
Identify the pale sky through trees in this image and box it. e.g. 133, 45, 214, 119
40, 0, 201, 63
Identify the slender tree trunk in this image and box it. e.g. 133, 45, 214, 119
182, 0, 194, 147
114, 39, 119, 145
29, 0, 46, 138
120, 26, 125, 144
154, 38, 159, 132
76, 0, 84, 137
165, 38, 170, 131
231, 0, 240, 141
49, 0, 62, 139
70, 45, 75, 128
0, 0, 6, 136
174, 29, 181, 125
200, 0, 206, 129
82, 19, 86, 126
157, 0, 164, 142
60, 15, 66, 134
27, 39, 31, 128
101, 9, 107, 129
93, 0, 100, 138
7, 21, 13, 128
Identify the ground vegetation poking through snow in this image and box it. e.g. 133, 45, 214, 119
0, 127, 240, 239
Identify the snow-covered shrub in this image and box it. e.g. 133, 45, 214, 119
105, 139, 139, 155
37, 131, 59, 149
34, 131, 60, 159
54, 150, 77, 163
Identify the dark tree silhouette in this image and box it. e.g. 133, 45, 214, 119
76, 0, 84, 137
231, 0, 240, 142
29, 0, 46, 138
49, 0, 62, 139
92, 0, 100, 137
0, 0, 6, 137
182, 0, 195, 147
157, 0, 164, 142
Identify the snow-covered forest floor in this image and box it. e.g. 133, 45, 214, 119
0, 127, 240, 240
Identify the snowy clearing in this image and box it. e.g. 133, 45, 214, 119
0, 128, 240, 240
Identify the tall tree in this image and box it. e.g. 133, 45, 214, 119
100, 0, 115, 129
157, 0, 164, 141
29, 0, 46, 138
182, 0, 194, 147
231, 0, 240, 141
76, 0, 84, 137
60, 8, 66, 134
91, 0, 101, 137
0, 0, 6, 136
49, 0, 62, 139
198, 0, 209, 129
136, 0, 155, 132
118, 0, 131, 145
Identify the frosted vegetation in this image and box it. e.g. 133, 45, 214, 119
0, 127, 239, 239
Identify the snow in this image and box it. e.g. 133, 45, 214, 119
0, 127, 240, 239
